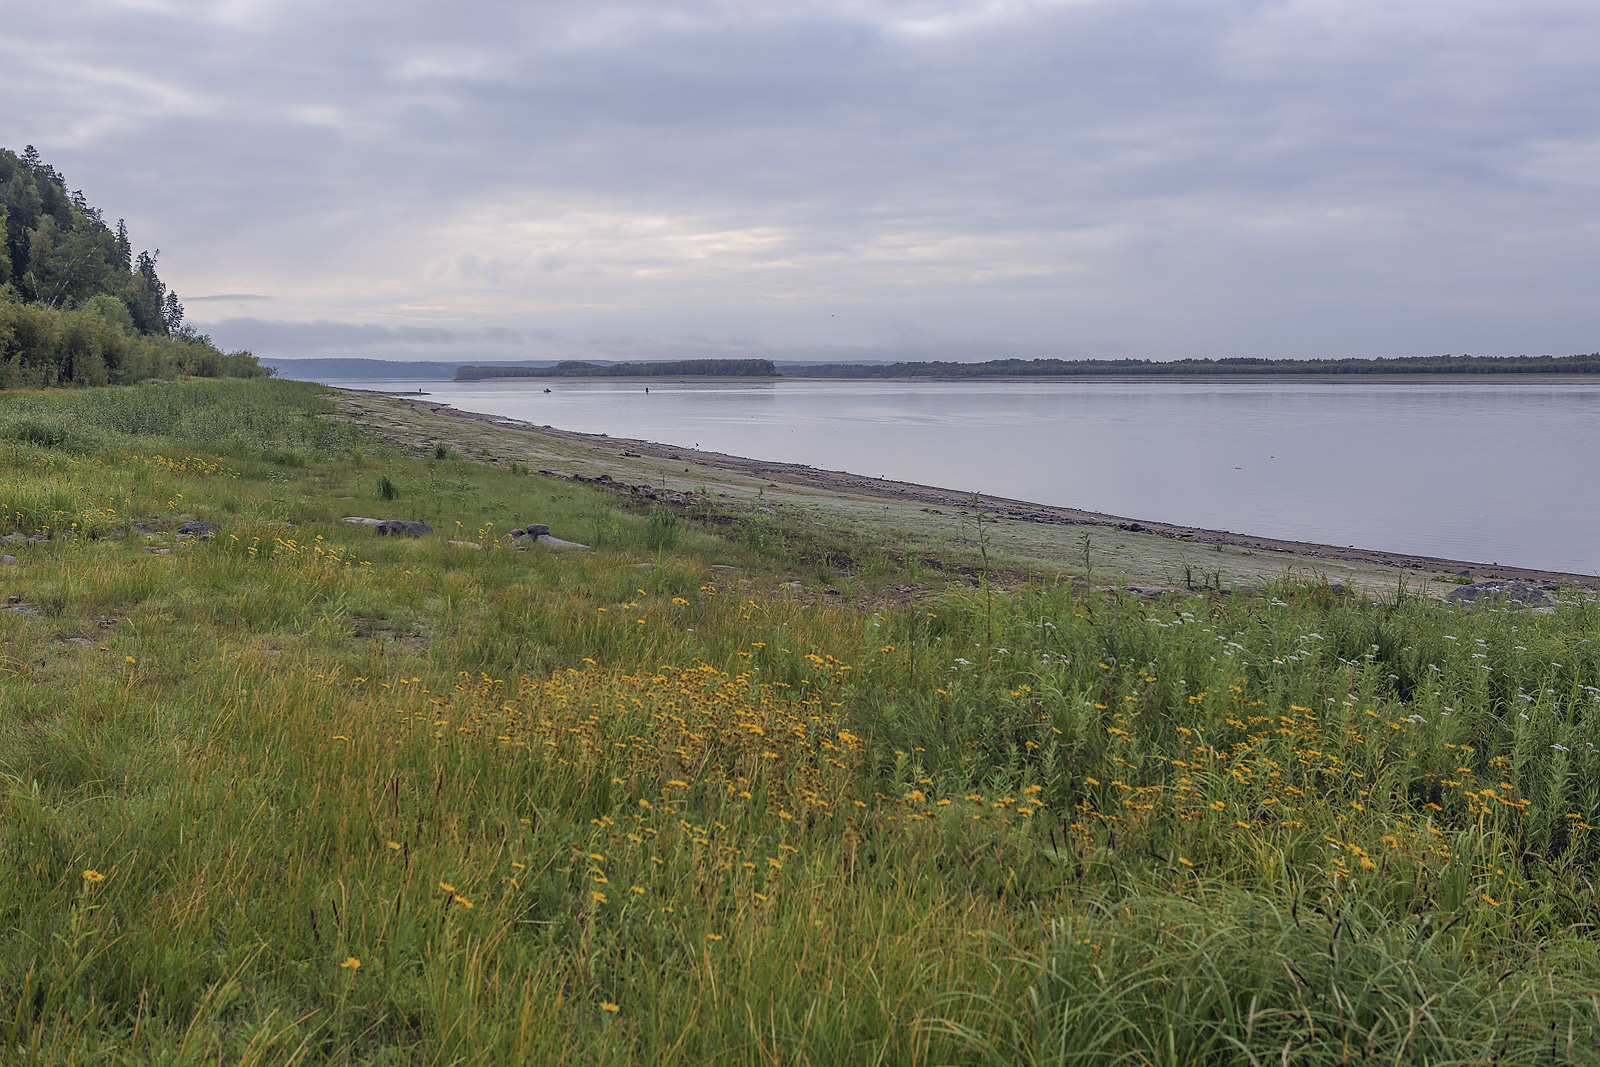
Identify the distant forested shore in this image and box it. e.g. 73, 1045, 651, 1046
450, 353, 1600, 383
456, 359, 778, 380
1, 145, 265, 388
784, 354, 1600, 378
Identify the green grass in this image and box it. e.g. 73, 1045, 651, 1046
1, 380, 1599, 1064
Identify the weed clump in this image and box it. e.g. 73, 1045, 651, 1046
643, 505, 680, 550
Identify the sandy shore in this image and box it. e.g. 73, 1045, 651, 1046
332, 388, 1597, 591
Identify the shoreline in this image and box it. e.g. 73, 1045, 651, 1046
333, 387, 1597, 589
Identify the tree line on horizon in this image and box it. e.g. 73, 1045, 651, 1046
457, 353, 1600, 382
0, 145, 265, 388
785, 353, 1600, 377
456, 358, 779, 380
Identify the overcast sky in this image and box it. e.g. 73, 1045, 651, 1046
6, 0, 1599, 362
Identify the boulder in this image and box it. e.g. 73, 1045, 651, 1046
176, 521, 221, 537
342, 516, 385, 526
1446, 580, 1552, 609
508, 522, 588, 549
534, 534, 589, 549
376, 520, 433, 537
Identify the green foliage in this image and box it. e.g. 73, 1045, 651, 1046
6, 416, 102, 453
642, 505, 680, 550
0, 145, 265, 387
947, 888, 1600, 1064
79, 292, 135, 336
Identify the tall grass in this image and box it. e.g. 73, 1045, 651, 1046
1, 380, 1598, 1064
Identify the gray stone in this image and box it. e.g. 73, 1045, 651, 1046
1446, 580, 1552, 608
534, 534, 590, 549
0, 555, 15, 565
376, 520, 433, 537
342, 516, 385, 526
509, 522, 587, 549
176, 521, 221, 537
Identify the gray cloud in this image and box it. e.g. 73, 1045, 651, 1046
8, 1, 1600, 360
199, 315, 1085, 364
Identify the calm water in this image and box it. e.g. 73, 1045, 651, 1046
326, 377, 1600, 574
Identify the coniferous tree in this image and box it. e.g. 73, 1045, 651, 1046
161, 290, 184, 335
113, 218, 131, 271
0, 144, 265, 386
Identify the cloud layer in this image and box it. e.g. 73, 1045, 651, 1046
7, 0, 1600, 360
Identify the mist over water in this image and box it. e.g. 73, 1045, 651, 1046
328, 377, 1600, 574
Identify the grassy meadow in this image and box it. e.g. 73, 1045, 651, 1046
3, 379, 1600, 1065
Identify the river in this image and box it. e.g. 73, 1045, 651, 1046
319, 376, 1600, 575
